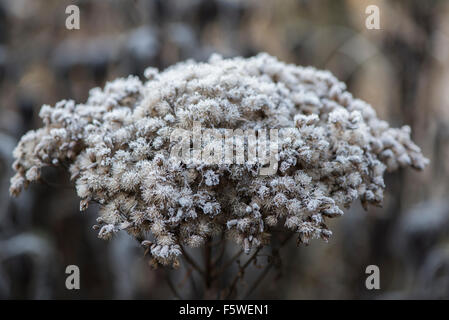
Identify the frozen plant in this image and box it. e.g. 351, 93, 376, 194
10, 53, 428, 271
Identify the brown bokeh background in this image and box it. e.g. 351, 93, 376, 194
0, 0, 448, 299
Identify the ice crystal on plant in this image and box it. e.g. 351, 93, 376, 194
10, 53, 428, 265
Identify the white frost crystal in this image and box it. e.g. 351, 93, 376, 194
10, 53, 428, 265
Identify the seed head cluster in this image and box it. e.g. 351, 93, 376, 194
10, 53, 428, 265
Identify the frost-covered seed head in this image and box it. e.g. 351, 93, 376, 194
10, 53, 428, 265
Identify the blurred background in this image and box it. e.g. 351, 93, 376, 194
0, 0, 448, 299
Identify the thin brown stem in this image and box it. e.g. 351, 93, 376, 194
243, 263, 273, 299
280, 232, 295, 246
225, 232, 295, 299
164, 269, 183, 300
212, 248, 243, 279
242, 232, 295, 298
180, 245, 205, 276
39, 176, 73, 189
212, 238, 227, 266
179, 267, 193, 288
204, 238, 213, 289
225, 246, 262, 299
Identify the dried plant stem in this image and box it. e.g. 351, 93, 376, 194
39, 176, 73, 189
225, 247, 262, 299
212, 248, 243, 279
180, 244, 205, 276
164, 269, 183, 300
162, 232, 294, 299
204, 238, 213, 289
212, 238, 226, 266
178, 267, 193, 288
226, 232, 294, 299
243, 263, 273, 299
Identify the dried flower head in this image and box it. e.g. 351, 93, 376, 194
10, 53, 428, 265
